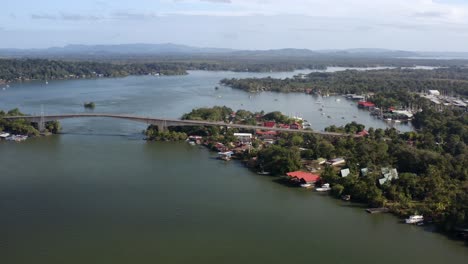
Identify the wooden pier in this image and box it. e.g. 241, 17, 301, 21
365, 208, 390, 214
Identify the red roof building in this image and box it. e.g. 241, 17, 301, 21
358, 101, 375, 108
286, 171, 321, 183
264, 121, 276, 128
357, 129, 369, 137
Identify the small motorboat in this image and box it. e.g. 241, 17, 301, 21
405, 215, 424, 224
316, 183, 331, 192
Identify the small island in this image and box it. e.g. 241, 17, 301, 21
0, 108, 61, 139
84, 102, 96, 109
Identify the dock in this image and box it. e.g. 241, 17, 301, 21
366, 208, 389, 214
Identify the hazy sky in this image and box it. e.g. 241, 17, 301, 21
2, 0, 468, 51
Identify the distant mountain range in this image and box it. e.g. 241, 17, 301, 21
1, 43, 468, 60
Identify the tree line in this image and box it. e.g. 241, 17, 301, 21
221, 67, 468, 97
0, 59, 188, 82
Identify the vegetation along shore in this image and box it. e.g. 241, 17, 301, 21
0, 108, 61, 137
145, 105, 467, 242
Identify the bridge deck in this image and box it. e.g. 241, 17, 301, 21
2, 113, 355, 137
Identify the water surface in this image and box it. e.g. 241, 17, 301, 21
1, 69, 466, 264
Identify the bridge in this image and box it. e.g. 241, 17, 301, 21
2, 113, 355, 137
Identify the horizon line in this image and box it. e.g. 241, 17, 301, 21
2, 43, 468, 54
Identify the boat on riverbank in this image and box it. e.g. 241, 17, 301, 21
316, 183, 331, 192
405, 215, 424, 224
5, 135, 28, 142
0, 132, 10, 139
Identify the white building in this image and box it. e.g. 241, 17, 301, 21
234, 133, 253, 143
428, 90, 440, 96
379, 167, 399, 185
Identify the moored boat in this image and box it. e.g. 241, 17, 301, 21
0, 132, 10, 139
341, 195, 351, 201
316, 183, 331, 192
405, 215, 424, 224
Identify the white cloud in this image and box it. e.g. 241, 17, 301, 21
169, 0, 468, 24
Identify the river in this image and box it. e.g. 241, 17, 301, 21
1, 69, 467, 263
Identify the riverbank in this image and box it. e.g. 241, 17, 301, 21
145, 105, 468, 242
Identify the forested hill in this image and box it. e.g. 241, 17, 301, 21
221, 67, 468, 97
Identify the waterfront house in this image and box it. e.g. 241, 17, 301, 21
378, 167, 399, 185
327, 158, 346, 166
357, 101, 375, 109
340, 168, 350, 177
234, 133, 253, 144
391, 110, 414, 120
353, 95, 366, 100
289, 123, 302, 130
263, 121, 276, 128
286, 171, 321, 185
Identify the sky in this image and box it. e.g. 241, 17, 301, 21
2, 0, 468, 51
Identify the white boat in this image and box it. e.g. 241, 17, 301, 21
257, 171, 271, 175
0, 132, 10, 138
335, 99, 341, 102
188, 141, 196, 146
300, 183, 312, 188
316, 183, 331, 192
395, 120, 401, 123
303, 123, 312, 129
405, 215, 424, 224
6, 135, 28, 142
